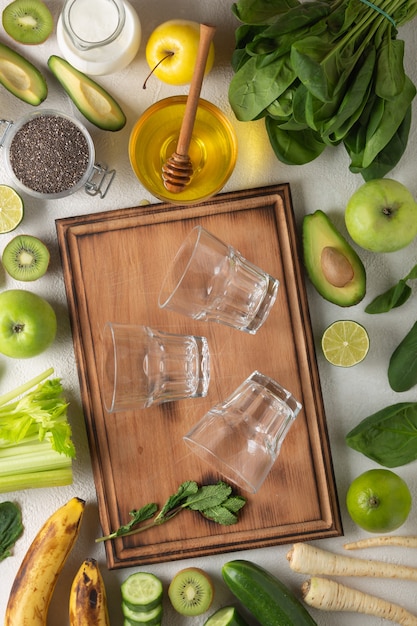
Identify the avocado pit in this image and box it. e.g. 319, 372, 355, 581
321, 246, 354, 288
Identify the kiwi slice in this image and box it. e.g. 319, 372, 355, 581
2, 234, 50, 281
2, 0, 53, 45
168, 567, 214, 617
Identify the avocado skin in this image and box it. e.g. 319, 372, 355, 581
47, 55, 126, 131
0, 41, 47, 105
303, 210, 366, 306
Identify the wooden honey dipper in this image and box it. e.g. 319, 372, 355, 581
162, 23, 216, 193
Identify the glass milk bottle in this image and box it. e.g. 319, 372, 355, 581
56, 0, 141, 75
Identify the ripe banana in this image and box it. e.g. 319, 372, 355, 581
5, 496, 85, 626
69, 557, 110, 626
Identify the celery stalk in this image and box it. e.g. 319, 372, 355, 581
0, 368, 54, 407
0, 370, 75, 492
0, 467, 73, 493
0, 440, 72, 476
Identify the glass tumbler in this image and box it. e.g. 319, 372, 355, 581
183, 371, 302, 493
158, 226, 279, 334
101, 322, 210, 412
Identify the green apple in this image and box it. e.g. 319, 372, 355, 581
145, 20, 215, 86
0, 289, 57, 358
345, 178, 417, 253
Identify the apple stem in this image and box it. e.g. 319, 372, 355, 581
142, 51, 175, 89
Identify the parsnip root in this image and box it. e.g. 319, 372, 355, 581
302, 577, 417, 626
344, 536, 417, 550
287, 542, 417, 580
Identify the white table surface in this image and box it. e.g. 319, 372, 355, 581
1, 1, 417, 624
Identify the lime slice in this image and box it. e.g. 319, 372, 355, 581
321, 320, 369, 367
0, 185, 24, 233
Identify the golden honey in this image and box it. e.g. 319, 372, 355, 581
129, 96, 238, 205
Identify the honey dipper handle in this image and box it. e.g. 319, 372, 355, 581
175, 23, 216, 156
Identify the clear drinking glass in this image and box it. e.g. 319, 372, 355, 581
101, 322, 210, 412
158, 226, 279, 334
183, 371, 302, 493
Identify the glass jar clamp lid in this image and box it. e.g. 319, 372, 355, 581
0, 109, 115, 199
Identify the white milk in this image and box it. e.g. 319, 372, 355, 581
57, 0, 141, 75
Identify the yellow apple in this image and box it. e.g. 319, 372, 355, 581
145, 20, 215, 86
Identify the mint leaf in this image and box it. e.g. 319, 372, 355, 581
157, 481, 199, 520
185, 482, 232, 511
96, 481, 247, 543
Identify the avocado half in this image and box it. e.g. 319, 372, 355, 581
0, 41, 47, 105
303, 210, 366, 306
47, 55, 126, 131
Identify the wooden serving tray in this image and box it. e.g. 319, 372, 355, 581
56, 184, 343, 569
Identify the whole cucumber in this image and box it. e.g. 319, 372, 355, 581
222, 559, 317, 626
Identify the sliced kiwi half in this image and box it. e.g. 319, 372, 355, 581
168, 567, 214, 617
2, 234, 50, 281
2, 0, 53, 45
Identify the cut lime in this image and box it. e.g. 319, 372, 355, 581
204, 606, 250, 626
321, 320, 369, 367
121, 572, 163, 611
0, 185, 24, 233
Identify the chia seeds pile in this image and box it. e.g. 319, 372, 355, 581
9, 114, 91, 195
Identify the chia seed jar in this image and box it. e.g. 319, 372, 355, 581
0, 109, 115, 199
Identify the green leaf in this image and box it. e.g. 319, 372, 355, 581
388, 321, 417, 392
116, 503, 158, 536
375, 37, 405, 100
266, 116, 326, 164
346, 402, 417, 467
0, 501, 23, 561
202, 506, 240, 525
228, 53, 296, 121
157, 480, 198, 520
365, 280, 412, 314
185, 482, 232, 511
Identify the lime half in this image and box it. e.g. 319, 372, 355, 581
0, 185, 24, 233
321, 320, 369, 367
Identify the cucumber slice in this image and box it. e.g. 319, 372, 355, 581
0, 41, 47, 105
204, 606, 250, 626
122, 602, 162, 625
121, 572, 163, 611
47, 54, 126, 131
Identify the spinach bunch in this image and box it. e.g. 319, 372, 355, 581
229, 0, 417, 179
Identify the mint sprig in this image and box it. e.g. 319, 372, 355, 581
96, 481, 246, 543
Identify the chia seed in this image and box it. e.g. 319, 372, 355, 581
9, 114, 91, 195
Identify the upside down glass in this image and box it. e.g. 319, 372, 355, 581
183, 371, 302, 493
158, 226, 279, 334
101, 322, 210, 412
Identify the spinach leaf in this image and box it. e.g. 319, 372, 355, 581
0, 501, 23, 560
362, 75, 416, 168
265, 117, 326, 164
375, 37, 405, 100
229, 53, 295, 120
365, 280, 412, 314
365, 262, 417, 313
388, 321, 417, 392
232, 0, 299, 25
346, 402, 417, 467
